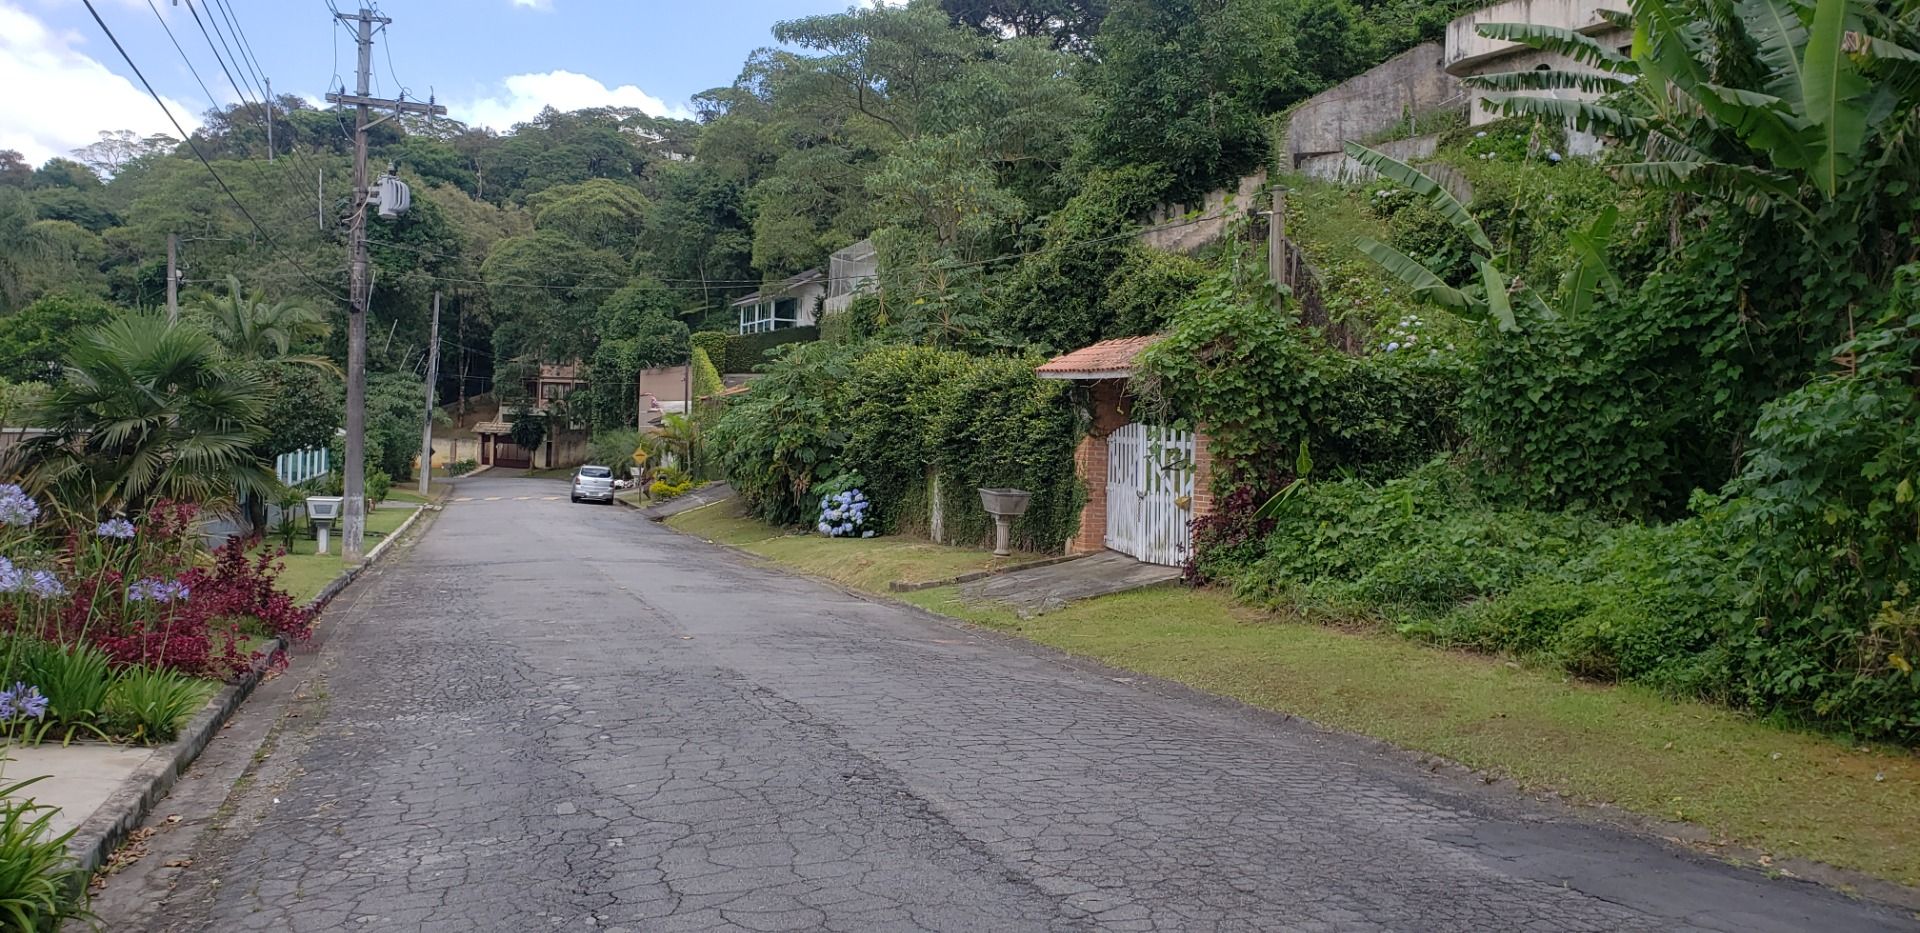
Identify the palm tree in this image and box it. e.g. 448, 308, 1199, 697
190, 275, 337, 372
13, 315, 273, 516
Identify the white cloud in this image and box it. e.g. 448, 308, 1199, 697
454, 70, 692, 130
510, 0, 553, 10
0, 2, 199, 165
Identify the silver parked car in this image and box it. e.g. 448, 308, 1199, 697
571, 465, 616, 503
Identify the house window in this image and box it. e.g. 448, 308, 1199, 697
737, 297, 802, 334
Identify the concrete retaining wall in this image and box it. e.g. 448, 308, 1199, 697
1295, 133, 1443, 185
1285, 43, 1458, 168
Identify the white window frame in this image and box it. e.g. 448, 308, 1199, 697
737, 297, 800, 334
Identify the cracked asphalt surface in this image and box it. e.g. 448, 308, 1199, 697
149, 474, 1917, 932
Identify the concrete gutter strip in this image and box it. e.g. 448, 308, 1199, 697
888, 553, 1086, 593
62, 635, 286, 878
62, 498, 434, 883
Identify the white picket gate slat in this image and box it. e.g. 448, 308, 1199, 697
274, 447, 330, 487
1105, 422, 1196, 566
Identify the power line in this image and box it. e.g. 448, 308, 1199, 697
167, 0, 333, 219
80, 0, 347, 302
144, 0, 221, 115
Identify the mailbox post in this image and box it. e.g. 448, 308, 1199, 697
306, 496, 344, 556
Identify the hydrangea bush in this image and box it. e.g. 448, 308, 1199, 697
816, 489, 875, 539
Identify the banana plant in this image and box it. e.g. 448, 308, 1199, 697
1342, 142, 1622, 329
1460, 0, 1920, 209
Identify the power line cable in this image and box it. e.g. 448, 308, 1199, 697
171, 0, 334, 218
79, 0, 348, 302
143, 0, 222, 118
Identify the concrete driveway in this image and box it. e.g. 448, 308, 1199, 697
137, 472, 1916, 932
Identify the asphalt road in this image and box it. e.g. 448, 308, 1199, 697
146, 473, 1917, 932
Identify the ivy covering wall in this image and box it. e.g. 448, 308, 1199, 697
708, 342, 1083, 552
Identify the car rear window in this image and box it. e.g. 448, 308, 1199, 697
579, 466, 612, 478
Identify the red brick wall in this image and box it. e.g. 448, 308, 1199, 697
1069, 381, 1134, 554
1191, 430, 1215, 520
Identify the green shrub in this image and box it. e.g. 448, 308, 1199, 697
0, 777, 87, 930
102, 666, 214, 744
586, 430, 641, 472
446, 458, 478, 476
689, 331, 729, 368
650, 464, 695, 500
724, 326, 819, 373
17, 642, 111, 738
1711, 280, 1920, 739
709, 342, 1083, 551
1228, 462, 1609, 617
365, 469, 392, 505
689, 347, 724, 398
1139, 270, 1465, 494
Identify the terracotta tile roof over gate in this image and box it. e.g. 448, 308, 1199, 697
1035, 335, 1162, 380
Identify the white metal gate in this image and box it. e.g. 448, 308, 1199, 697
1105, 422, 1196, 566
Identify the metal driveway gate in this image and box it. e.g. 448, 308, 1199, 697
1105, 422, 1196, 566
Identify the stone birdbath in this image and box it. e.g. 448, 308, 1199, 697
977, 488, 1033, 558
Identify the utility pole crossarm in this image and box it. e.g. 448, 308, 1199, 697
323, 92, 446, 117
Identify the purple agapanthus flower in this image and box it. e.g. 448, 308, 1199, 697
130, 578, 189, 603
96, 517, 136, 539
7, 684, 47, 720
0, 558, 21, 594
0, 486, 37, 527
26, 570, 64, 600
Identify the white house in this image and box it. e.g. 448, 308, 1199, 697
731, 268, 827, 335
1445, 0, 1632, 154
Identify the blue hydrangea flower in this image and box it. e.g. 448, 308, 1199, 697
0, 486, 37, 527
27, 570, 64, 600
96, 517, 136, 539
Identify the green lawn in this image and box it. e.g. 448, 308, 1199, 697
668, 501, 1049, 592
666, 502, 1920, 889
263, 505, 418, 603
384, 481, 451, 505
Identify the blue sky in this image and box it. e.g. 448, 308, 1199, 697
1, 0, 878, 164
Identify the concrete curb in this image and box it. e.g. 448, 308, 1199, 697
62, 498, 435, 886
61, 633, 286, 880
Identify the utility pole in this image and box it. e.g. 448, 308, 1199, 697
166, 233, 179, 322
265, 77, 274, 163
328, 7, 444, 560
419, 291, 441, 497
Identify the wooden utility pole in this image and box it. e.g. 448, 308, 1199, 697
328, 7, 444, 560
166, 233, 179, 322
419, 291, 441, 497
265, 77, 274, 163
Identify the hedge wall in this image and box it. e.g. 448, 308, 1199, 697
707, 342, 1083, 552
724, 326, 820, 373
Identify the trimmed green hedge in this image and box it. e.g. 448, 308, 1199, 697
707, 342, 1083, 552
723, 326, 820, 373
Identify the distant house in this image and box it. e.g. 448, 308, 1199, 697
823, 239, 878, 317
732, 268, 826, 335
473, 362, 589, 469
1445, 0, 1631, 155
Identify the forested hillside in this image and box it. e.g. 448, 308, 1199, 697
0, 0, 1466, 422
